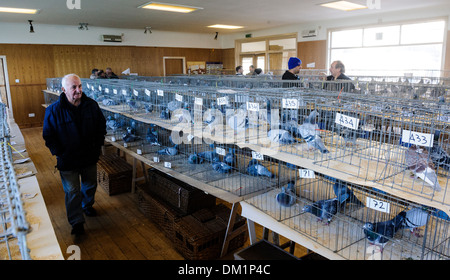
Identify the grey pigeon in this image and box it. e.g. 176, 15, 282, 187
298, 110, 329, 153
363, 211, 406, 251
247, 159, 275, 178
188, 153, 203, 164
302, 197, 338, 225
267, 129, 297, 145
332, 181, 364, 207
405, 145, 441, 192
157, 145, 178, 156
276, 181, 296, 207
429, 130, 450, 171
401, 207, 429, 237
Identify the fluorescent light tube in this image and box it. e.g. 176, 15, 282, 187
320, 1, 367, 11
138, 2, 202, 13
207, 24, 244, 30
0, 7, 39, 14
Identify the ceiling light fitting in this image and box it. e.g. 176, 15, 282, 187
0, 7, 39, 14
138, 2, 202, 13
320, 1, 367, 11
207, 24, 244, 30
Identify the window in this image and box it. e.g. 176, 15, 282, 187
236, 34, 297, 75
328, 19, 446, 77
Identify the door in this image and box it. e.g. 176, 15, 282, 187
0, 57, 11, 107
163, 57, 186, 76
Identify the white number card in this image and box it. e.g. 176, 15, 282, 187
335, 113, 359, 130
366, 197, 390, 213
251, 151, 264, 160
401, 130, 433, 148
299, 169, 315, 179
246, 102, 260, 112
282, 98, 298, 109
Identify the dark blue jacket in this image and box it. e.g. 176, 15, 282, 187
43, 92, 106, 171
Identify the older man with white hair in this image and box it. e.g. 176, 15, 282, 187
43, 73, 106, 236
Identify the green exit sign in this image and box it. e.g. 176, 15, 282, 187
245, 34, 252, 38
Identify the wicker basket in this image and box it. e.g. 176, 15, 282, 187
135, 184, 184, 241
147, 168, 216, 215
173, 204, 247, 260
97, 154, 132, 196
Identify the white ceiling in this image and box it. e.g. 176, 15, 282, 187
0, 0, 449, 34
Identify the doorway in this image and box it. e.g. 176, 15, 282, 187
163, 57, 186, 76
0, 56, 12, 109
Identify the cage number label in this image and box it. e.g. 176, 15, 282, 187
137, 149, 142, 155
216, 147, 226, 156
133, 89, 139, 97
111, 136, 116, 142
251, 151, 264, 160
164, 162, 172, 169
299, 169, 315, 179
105, 88, 110, 93
401, 130, 433, 148
195, 97, 203, 106
99, 86, 102, 91
153, 157, 160, 163
123, 143, 128, 148
175, 93, 183, 102
157, 89, 164, 97
335, 113, 359, 130
366, 197, 390, 213
246, 102, 259, 112
113, 89, 118, 95
437, 115, 450, 123
122, 89, 127, 96
282, 98, 298, 109
145, 89, 151, 96
217, 96, 228, 106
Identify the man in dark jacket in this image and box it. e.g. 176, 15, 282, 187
325, 60, 355, 92
43, 73, 106, 236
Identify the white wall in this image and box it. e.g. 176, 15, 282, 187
221, 5, 450, 48
0, 21, 223, 49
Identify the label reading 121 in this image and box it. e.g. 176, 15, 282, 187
251, 151, 264, 160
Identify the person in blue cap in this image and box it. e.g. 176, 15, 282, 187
282, 57, 302, 80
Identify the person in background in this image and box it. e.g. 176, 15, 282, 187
248, 65, 256, 76
235, 65, 244, 76
97, 70, 107, 79
254, 68, 262, 75
43, 73, 107, 236
105, 67, 119, 79
282, 57, 302, 80
325, 60, 355, 92
90, 68, 98, 79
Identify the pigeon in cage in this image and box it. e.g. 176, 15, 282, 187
223, 148, 235, 166
102, 98, 117, 106
106, 115, 122, 131
298, 110, 330, 154
198, 150, 220, 163
160, 107, 171, 120
405, 145, 442, 192
301, 197, 338, 225
247, 159, 275, 178
281, 119, 301, 138
227, 109, 249, 132
122, 126, 141, 143
211, 161, 233, 173
428, 130, 450, 171
276, 181, 296, 207
157, 144, 179, 156
267, 129, 297, 145
362, 211, 406, 251
126, 98, 140, 111
188, 153, 204, 164
167, 100, 181, 111
335, 117, 367, 146
401, 207, 429, 237
144, 102, 153, 113
146, 125, 160, 146
332, 181, 364, 208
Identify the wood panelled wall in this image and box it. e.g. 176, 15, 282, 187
0, 44, 234, 128
298, 40, 327, 70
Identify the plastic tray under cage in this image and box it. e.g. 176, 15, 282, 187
244, 170, 450, 260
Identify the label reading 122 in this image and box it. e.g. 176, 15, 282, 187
401, 130, 433, 148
